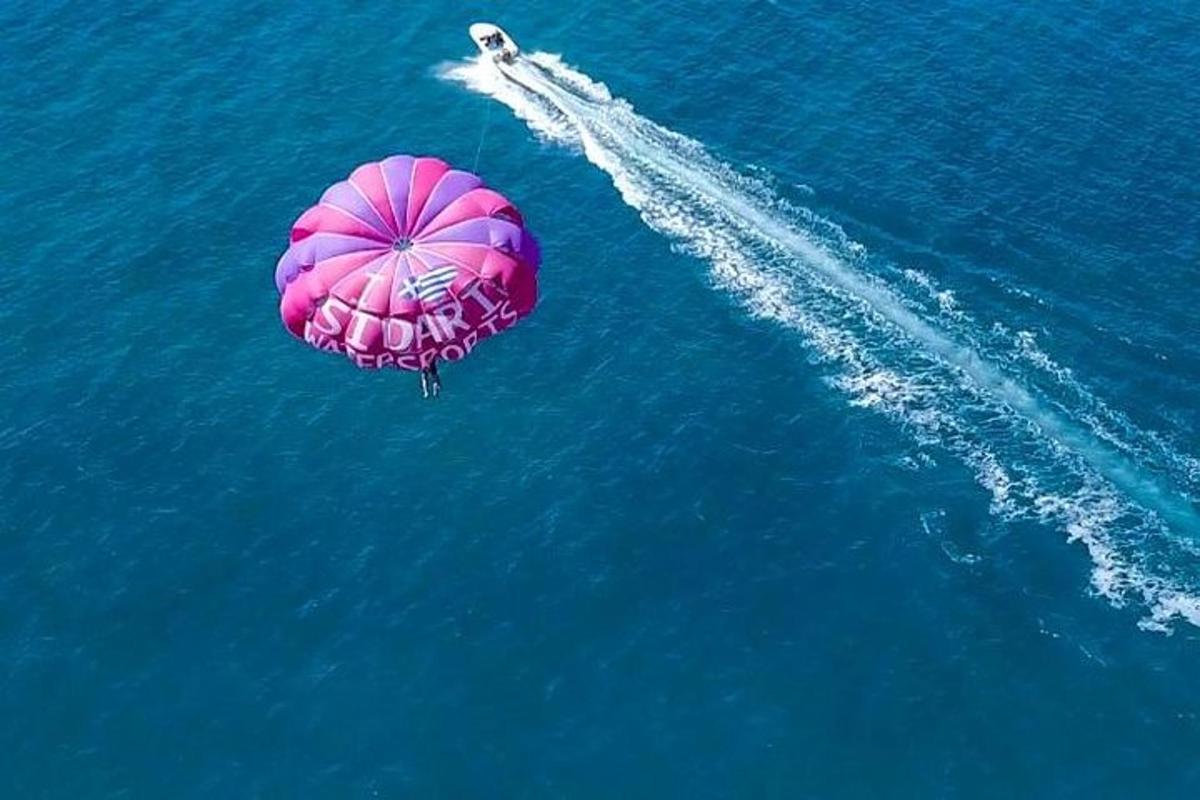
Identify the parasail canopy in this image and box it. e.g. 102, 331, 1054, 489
275, 155, 540, 371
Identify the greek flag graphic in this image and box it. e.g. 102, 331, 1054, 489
395, 265, 458, 303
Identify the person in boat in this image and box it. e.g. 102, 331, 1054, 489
484, 32, 505, 50
420, 359, 441, 399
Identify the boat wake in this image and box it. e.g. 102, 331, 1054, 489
440, 52, 1200, 632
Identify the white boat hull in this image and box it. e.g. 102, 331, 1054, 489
468, 22, 519, 64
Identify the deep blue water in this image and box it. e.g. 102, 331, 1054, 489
4, 1, 1200, 796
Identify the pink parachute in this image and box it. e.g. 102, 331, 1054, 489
275, 155, 540, 370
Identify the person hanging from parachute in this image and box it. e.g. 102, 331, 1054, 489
420, 359, 441, 399
274, 155, 540, 398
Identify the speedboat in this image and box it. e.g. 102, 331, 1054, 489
469, 22, 519, 65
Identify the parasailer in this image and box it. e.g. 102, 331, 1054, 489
274, 155, 540, 397
420, 360, 442, 399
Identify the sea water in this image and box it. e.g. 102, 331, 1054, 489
3, 1, 1199, 796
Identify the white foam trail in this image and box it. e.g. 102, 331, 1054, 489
440, 53, 1200, 631
901, 267, 1200, 506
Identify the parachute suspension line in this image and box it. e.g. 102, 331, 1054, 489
472, 100, 494, 173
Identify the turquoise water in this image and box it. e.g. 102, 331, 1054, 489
4, 1, 1200, 796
